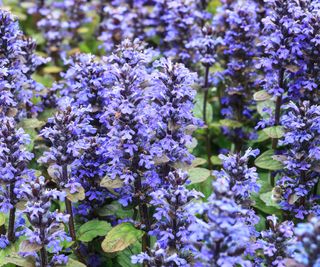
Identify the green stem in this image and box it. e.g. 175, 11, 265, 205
270, 69, 284, 187
203, 65, 212, 169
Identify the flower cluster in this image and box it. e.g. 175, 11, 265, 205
74, 136, 114, 219
0, 116, 33, 243
257, 0, 304, 97
188, 25, 216, 69
150, 58, 201, 177
289, 216, 320, 266
39, 100, 96, 192
98, 1, 150, 53
0, 10, 46, 118
277, 101, 320, 219
257, 215, 294, 267
99, 39, 157, 206
213, 1, 262, 146
21, 176, 70, 266
37, 0, 91, 60
150, 0, 211, 64
214, 148, 260, 203
133, 170, 202, 266
0, 116, 33, 211
188, 178, 253, 267
58, 53, 114, 125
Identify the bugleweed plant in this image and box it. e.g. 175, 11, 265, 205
0, 1, 319, 267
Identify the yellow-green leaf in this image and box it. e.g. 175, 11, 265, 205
210, 155, 222, 165
100, 176, 124, 189
101, 223, 144, 253
253, 90, 271, 101
219, 119, 242, 128
18, 118, 45, 130
254, 150, 283, 171
191, 158, 207, 168
263, 126, 284, 139
19, 240, 42, 253
43, 66, 63, 74
188, 167, 211, 185
77, 220, 112, 242
65, 186, 85, 203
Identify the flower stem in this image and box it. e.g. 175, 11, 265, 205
65, 198, 76, 242
270, 69, 284, 187
7, 182, 16, 242
134, 175, 150, 254
62, 165, 86, 264
203, 65, 212, 169
39, 247, 48, 267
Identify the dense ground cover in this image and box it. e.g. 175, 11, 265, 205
0, 0, 319, 266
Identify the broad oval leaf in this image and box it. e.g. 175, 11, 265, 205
2, 253, 35, 267
101, 223, 144, 253
65, 185, 85, 203
18, 118, 45, 130
191, 157, 207, 168
219, 119, 242, 128
260, 191, 280, 208
251, 194, 282, 217
253, 90, 271, 101
100, 176, 124, 189
255, 150, 283, 171
62, 258, 87, 267
210, 155, 222, 165
193, 93, 213, 123
19, 240, 42, 253
43, 66, 63, 74
263, 126, 284, 139
97, 202, 133, 219
77, 220, 112, 242
188, 167, 211, 185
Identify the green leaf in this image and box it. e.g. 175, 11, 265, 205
191, 157, 207, 167
260, 191, 280, 208
210, 155, 222, 165
97, 202, 133, 219
19, 241, 42, 253
257, 100, 275, 118
263, 126, 284, 139
187, 137, 198, 152
253, 90, 271, 101
100, 176, 124, 189
193, 93, 213, 123
251, 194, 282, 217
219, 119, 242, 128
77, 220, 112, 242
0, 253, 35, 267
255, 150, 283, 171
32, 74, 54, 88
101, 223, 144, 253
65, 185, 86, 203
117, 242, 141, 267
251, 130, 269, 143
38, 108, 56, 122
257, 173, 272, 193
188, 167, 211, 185
0, 213, 5, 227
208, 122, 221, 135
43, 66, 63, 74
63, 258, 87, 267
18, 118, 45, 130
